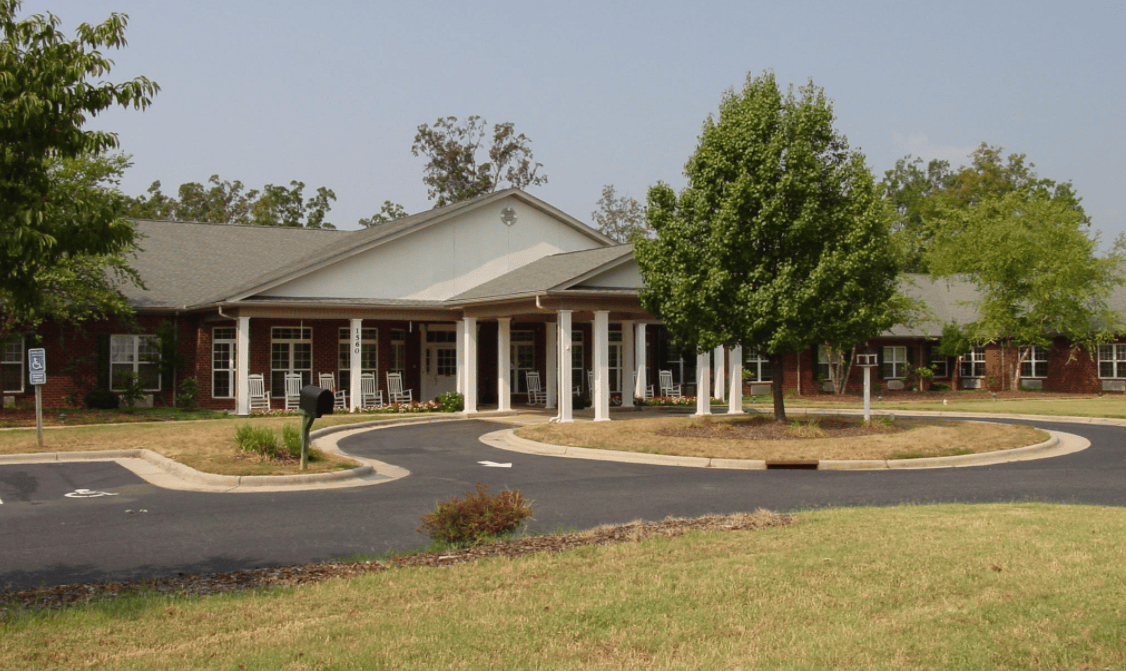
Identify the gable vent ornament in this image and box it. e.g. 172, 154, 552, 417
500, 207, 517, 226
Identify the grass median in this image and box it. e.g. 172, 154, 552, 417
516, 414, 1049, 461
0, 414, 438, 476
2, 503, 1123, 670
778, 392, 1126, 419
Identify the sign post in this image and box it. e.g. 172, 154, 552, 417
28, 348, 46, 448
855, 352, 878, 423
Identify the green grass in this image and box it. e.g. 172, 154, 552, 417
754, 394, 1126, 419
3, 503, 1125, 670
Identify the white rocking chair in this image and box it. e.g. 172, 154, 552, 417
248, 374, 270, 412
525, 371, 547, 406
386, 372, 413, 405
360, 373, 384, 409
658, 369, 682, 399
633, 370, 655, 401
318, 373, 347, 410
284, 373, 303, 412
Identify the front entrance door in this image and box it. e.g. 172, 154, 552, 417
423, 326, 458, 401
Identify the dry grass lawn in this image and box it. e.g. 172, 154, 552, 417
0, 416, 379, 476
516, 414, 1049, 461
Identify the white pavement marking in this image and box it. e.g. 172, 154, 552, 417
478, 460, 512, 468
64, 488, 119, 498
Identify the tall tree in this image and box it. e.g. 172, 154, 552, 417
592, 184, 649, 243
125, 177, 337, 228
359, 200, 408, 228
926, 186, 1123, 391
0, 1, 158, 323
411, 115, 547, 206
880, 156, 952, 273
635, 71, 900, 421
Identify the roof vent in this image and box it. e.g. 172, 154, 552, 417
500, 207, 517, 226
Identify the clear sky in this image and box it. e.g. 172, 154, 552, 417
23, 0, 1126, 246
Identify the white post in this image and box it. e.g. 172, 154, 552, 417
695, 350, 711, 416
236, 315, 251, 415
463, 317, 478, 414
635, 323, 647, 399
557, 311, 573, 423
497, 317, 511, 412
545, 322, 557, 409
864, 366, 872, 422
349, 318, 362, 412
455, 319, 464, 396
621, 320, 634, 408
593, 311, 610, 421
713, 345, 726, 402
728, 345, 744, 415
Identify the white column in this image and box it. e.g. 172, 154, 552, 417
621, 320, 634, 408
713, 346, 725, 402
235, 315, 251, 415
545, 322, 557, 409
593, 310, 610, 421
455, 319, 464, 396
349, 319, 362, 412
635, 323, 647, 399
695, 350, 711, 416
728, 345, 744, 415
463, 317, 478, 414
497, 317, 511, 412
557, 311, 573, 422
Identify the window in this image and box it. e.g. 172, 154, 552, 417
339, 327, 378, 391
744, 351, 773, 382
1021, 346, 1048, 379
571, 330, 585, 393
816, 347, 839, 380
1098, 344, 1126, 379
390, 329, 406, 377
212, 327, 236, 399
2, 338, 22, 393
930, 349, 949, 378
510, 330, 535, 393
111, 334, 161, 391
881, 346, 908, 379
960, 346, 986, 378
608, 328, 623, 394
424, 328, 456, 377
270, 327, 311, 396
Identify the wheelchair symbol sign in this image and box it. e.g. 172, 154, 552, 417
28, 348, 45, 385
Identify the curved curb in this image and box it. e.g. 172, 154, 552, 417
482, 425, 1089, 471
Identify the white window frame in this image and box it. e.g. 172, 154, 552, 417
270, 327, 312, 397
744, 351, 773, 382
2, 337, 23, 394
881, 346, 908, 380
211, 327, 237, 399
608, 328, 623, 394
961, 346, 986, 378
1020, 345, 1048, 379
929, 349, 949, 378
340, 327, 378, 391
390, 328, 406, 377
817, 346, 839, 381
110, 334, 162, 392
571, 329, 585, 394
1098, 344, 1126, 379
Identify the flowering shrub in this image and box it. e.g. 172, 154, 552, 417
642, 396, 702, 406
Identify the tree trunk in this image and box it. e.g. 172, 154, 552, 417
953, 355, 962, 390
772, 354, 787, 422
1012, 346, 1029, 392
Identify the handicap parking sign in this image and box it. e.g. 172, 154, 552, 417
28, 348, 45, 385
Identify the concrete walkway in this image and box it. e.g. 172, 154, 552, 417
0, 407, 1101, 491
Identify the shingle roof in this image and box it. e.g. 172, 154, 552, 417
887, 275, 982, 337
447, 245, 635, 302
120, 220, 350, 309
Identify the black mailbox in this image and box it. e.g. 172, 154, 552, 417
299, 385, 335, 419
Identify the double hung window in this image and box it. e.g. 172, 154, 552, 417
510, 331, 535, 393
960, 346, 986, 378
270, 327, 311, 396
1098, 344, 1126, 379
1021, 346, 1048, 379
390, 329, 406, 377
817, 347, 839, 381
212, 327, 236, 398
881, 346, 908, 379
110, 334, 161, 391
2, 338, 23, 393
744, 352, 773, 382
929, 349, 949, 378
571, 330, 585, 393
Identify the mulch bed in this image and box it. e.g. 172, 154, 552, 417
658, 415, 910, 441
0, 511, 792, 619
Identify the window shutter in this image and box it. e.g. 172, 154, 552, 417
96, 334, 110, 390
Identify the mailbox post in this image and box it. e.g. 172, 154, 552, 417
298, 385, 335, 470
855, 352, 878, 422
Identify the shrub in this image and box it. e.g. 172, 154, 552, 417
235, 424, 280, 459
178, 377, 199, 412
116, 371, 145, 409
437, 391, 464, 412
418, 483, 533, 545
84, 388, 119, 410
931, 382, 951, 392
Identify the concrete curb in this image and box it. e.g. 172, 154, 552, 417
483, 419, 1089, 471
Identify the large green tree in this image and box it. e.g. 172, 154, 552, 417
126, 177, 337, 228
0, 1, 157, 324
635, 71, 901, 420
411, 115, 547, 206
